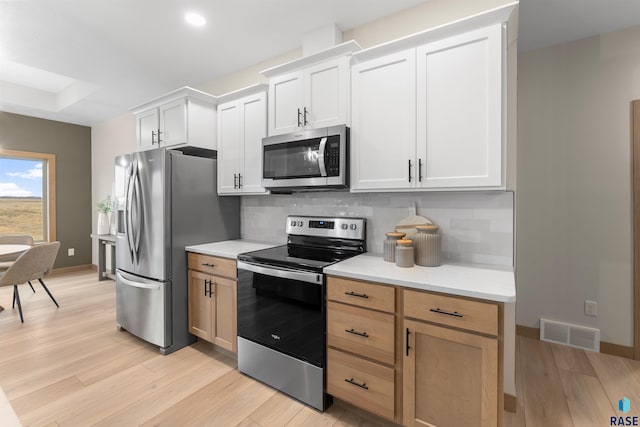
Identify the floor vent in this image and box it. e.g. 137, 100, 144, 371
540, 318, 600, 352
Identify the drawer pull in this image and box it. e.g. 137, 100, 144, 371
202, 263, 215, 268
430, 308, 464, 318
345, 328, 369, 338
345, 291, 369, 299
345, 378, 369, 390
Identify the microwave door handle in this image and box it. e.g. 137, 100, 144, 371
318, 137, 327, 177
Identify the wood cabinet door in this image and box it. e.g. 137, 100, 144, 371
239, 91, 268, 194
213, 276, 237, 353
268, 71, 303, 136
188, 270, 213, 341
416, 24, 503, 189
403, 319, 498, 427
136, 108, 159, 150
303, 56, 349, 129
217, 100, 242, 194
350, 49, 416, 191
159, 98, 188, 147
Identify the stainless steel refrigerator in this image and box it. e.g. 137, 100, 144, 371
114, 148, 239, 354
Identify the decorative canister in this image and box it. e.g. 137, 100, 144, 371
383, 232, 406, 262
414, 224, 441, 267
395, 238, 414, 268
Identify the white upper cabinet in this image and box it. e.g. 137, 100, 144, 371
416, 25, 503, 189
217, 85, 268, 195
131, 87, 217, 151
262, 41, 360, 136
351, 50, 416, 190
350, 3, 515, 192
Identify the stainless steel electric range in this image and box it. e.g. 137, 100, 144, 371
236, 215, 366, 411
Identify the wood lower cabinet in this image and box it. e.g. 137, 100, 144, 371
187, 253, 237, 353
403, 289, 502, 427
326, 276, 504, 427
326, 277, 397, 422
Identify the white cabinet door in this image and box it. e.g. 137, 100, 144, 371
159, 99, 188, 147
268, 71, 303, 136
239, 92, 268, 194
304, 56, 349, 129
136, 109, 159, 150
217, 101, 242, 194
351, 49, 417, 191
417, 24, 503, 188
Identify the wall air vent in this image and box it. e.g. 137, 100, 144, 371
539, 318, 600, 352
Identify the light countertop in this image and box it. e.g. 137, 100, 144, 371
185, 240, 279, 259
324, 254, 516, 303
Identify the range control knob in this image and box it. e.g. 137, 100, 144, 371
290, 221, 296, 227
341, 224, 348, 230
350, 224, 357, 230
298, 221, 304, 227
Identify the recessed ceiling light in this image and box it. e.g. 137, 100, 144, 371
185, 12, 206, 27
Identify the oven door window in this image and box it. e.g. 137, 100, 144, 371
237, 269, 324, 367
263, 138, 323, 179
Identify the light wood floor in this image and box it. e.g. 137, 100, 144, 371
0, 270, 638, 426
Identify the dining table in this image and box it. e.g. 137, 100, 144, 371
0, 244, 30, 312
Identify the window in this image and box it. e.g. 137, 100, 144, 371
0, 149, 56, 242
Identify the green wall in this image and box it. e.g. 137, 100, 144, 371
0, 112, 92, 269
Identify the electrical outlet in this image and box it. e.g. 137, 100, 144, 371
585, 300, 598, 317
68, 248, 75, 256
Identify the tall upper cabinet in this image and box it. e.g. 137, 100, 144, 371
131, 87, 217, 151
260, 41, 361, 136
350, 3, 518, 192
217, 85, 269, 195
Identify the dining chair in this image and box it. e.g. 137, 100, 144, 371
0, 235, 35, 291
0, 241, 60, 323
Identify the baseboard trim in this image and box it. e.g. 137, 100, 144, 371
516, 325, 539, 339
516, 324, 634, 359
49, 264, 93, 276
504, 393, 517, 412
600, 341, 634, 359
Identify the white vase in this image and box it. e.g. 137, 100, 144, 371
109, 212, 117, 235
97, 212, 110, 235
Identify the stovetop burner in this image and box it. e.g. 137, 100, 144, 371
237, 215, 367, 273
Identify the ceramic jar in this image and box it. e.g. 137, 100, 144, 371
383, 232, 406, 262
414, 224, 441, 267
395, 238, 414, 268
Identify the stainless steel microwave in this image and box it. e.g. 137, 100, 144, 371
262, 125, 348, 191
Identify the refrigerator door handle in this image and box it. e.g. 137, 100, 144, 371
117, 271, 161, 291
125, 163, 136, 264
133, 165, 142, 263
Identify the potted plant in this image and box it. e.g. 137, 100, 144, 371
96, 195, 112, 235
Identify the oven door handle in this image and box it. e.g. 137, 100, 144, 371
237, 260, 323, 284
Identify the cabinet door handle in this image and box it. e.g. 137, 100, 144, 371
157, 129, 163, 143
203, 279, 208, 296
344, 291, 369, 299
208, 281, 215, 297
345, 328, 369, 338
345, 378, 369, 390
408, 159, 412, 183
430, 308, 464, 318
233, 173, 238, 189
202, 262, 215, 268
418, 158, 423, 182
151, 131, 157, 145
238, 173, 242, 188
406, 328, 411, 356
297, 108, 302, 127
303, 107, 309, 125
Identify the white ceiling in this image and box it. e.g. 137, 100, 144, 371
1, 0, 640, 127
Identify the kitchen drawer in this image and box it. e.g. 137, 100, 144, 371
404, 290, 498, 336
327, 348, 395, 421
188, 253, 236, 279
327, 276, 395, 313
327, 301, 395, 365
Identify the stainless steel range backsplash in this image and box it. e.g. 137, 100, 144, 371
241, 191, 514, 267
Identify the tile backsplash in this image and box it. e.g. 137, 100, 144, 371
241, 191, 514, 267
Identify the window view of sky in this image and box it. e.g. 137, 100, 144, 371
0, 158, 44, 197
